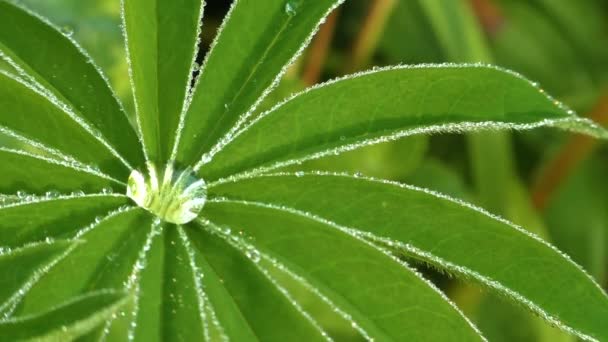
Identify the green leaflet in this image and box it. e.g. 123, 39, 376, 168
128, 225, 210, 342
0, 0, 143, 171
0, 148, 122, 195
16, 208, 150, 316
0, 195, 128, 248
176, 226, 259, 341
209, 173, 608, 341
174, 0, 344, 167
185, 223, 329, 341
121, 0, 203, 162
0, 290, 130, 341
0, 72, 128, 178
0, 240, 75, 314
202, 200, 484, 341
199, 65, 608, 182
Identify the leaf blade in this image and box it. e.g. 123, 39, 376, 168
0, 0, 143, 170
185, 221, 330, 342
174, 0, 343, 167
0, 148, 123, 195
0, 240, 75, 313
209, 173, 608, 341
0, 290, 130, 342
0, 71, 129, 178
200, 65, 608, 182
203, 200, 485, 341
121, 0, 204, 162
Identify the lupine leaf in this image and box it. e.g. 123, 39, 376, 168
0, 0, 143, 170
0, 0, 607, 341
185, 222, 329, 341
121, 0, 204, 162
202, 200, 484, 341
16, 208, 151, 316
0, 71, 129, 177
200, 65, 608, 182
174, 0, 344, 167
209, 173, 608, 341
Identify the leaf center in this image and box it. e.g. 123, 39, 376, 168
127, 163, 207, 224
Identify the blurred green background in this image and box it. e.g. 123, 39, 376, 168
10, 0, 608, 340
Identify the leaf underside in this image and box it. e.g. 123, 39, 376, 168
0, 0, 607, 341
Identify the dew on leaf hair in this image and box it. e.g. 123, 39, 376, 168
257, 248, 374, 341
285, 0, 300, 16
0, 240, 80, 318
192, 0, 347, 172
208, 198, 485, 340
214, 172, 606, 342
202, 219, 332, 340
177, 226, 228, 341
200, 63, 607, 175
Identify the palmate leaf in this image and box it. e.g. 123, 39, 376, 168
0, 0, 607, 341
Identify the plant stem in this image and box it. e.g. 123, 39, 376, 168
532, 92, 608, 210
345, 0, 396, 73
301, 11, 340, 86
470, 0, 504, 36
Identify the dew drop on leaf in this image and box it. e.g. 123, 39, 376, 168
60, 26, 74, 37
284, 0, 300, 16
127, 163, 207, 224
45, 190, 60, 198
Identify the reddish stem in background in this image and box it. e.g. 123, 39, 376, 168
532, 93, 608, 210
470, 0, 505, 36
302, 11, 340, 86
345, 0, 396, 73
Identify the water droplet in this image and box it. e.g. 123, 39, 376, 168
127, 163, 207, 225
246, 249, 261, 263
45, 190, 60, 198
339, 135, 346, 141
101, 187, 113, 195
295, 171, 305, 177
284, 0, 299, 16
61, 26, 74, 37
16, 191, 27, 199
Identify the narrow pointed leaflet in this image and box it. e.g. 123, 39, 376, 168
210, 173, 608, 341
174, 0, 344, 167
0, 0, 144, 171
122, 0, 204, 162
200, 65, 608, 182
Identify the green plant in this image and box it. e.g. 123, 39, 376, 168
0, 0, 607, 340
